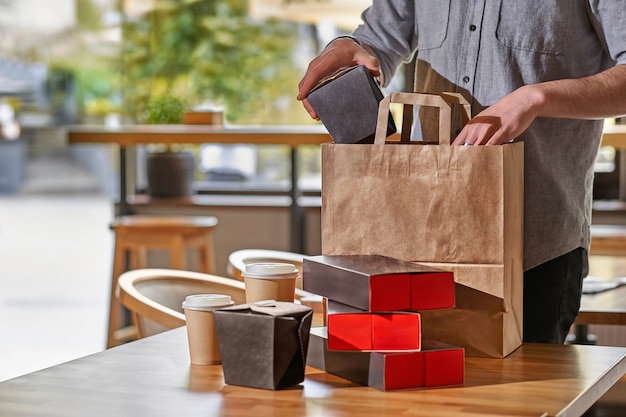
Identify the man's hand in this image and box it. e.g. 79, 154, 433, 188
453, 85, 540, 146
297, 38, 381, 120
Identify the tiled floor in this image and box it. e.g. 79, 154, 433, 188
0, 153, 115, 382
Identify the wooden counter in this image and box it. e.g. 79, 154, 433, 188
67, 124, 332, 147
66, 121, 626, 146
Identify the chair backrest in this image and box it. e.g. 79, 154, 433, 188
116, 268, 246, 339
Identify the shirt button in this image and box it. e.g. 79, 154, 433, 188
463, 76, 470, 83
469, 24, 477, 31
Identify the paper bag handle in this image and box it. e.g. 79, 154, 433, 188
374, 92, 471, 145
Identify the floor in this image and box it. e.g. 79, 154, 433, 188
0, 151, 115, 382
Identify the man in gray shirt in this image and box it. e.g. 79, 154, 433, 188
298, 1, 626, 344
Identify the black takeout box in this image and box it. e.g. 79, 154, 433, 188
307, 65, 396, 144
214, 301, 313, 390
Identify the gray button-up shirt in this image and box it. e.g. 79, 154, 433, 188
353, 0, 626, 270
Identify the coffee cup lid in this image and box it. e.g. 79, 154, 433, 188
182, 294, 234, 310
241, 263, 300, 279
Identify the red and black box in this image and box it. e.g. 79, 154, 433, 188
308, 327, 465, 391
303, 255, 455, 312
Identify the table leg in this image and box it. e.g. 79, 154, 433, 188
619, 150, 626, 200
290, 147, 305, 254
118, 147, 133, 216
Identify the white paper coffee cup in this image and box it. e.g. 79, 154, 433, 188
183, 294, 234, 365
183, 294, 234, 310
242, 263, 299, 303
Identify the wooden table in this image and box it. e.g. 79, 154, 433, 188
577, 255, 626, 326
569, 255, 626, 344
599, 124, 626, 200
67, 124, 626, 253
67, 124, 332, 253
597, 124, 626, 150
0, 327, 625, 417
577, 283, 626, 326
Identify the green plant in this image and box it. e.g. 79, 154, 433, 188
143, 95, 193, 154
144, 95, 187, 124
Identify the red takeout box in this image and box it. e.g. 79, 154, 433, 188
308, 327, 464, 391
303, 255, 455, 312
327, 312, 421, 351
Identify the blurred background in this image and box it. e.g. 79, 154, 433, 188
0, 0, 385, 381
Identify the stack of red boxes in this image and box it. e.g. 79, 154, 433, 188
303, 254, 464, 391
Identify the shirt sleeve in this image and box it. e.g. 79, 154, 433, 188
587, 1, 626, 65
352, 1, 418, 87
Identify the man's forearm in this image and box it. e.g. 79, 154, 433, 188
531, 64, 626, 120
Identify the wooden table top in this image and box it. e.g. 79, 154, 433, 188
66, 123, 626, 148
0, 327, 624, 417
598, 124, 626, 149
67, 124, 333, 147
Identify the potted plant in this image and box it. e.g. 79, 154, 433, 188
144, 95, 194, 198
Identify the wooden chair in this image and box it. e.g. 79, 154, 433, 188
108, 215, 218, 348
115, 268, 246, 339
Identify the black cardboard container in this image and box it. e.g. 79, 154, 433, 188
307, 65, 396, 144
214, 301, 313, 390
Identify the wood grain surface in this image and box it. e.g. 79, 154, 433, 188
0, 327, 624, 417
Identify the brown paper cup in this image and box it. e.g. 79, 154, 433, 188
242, 263, 299, 303
183, 294, 234, 365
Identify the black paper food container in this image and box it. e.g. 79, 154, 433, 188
307, 65, 396, 144
214, 301, 313, 390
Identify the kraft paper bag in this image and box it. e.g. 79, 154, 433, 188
321, 92, 524, 358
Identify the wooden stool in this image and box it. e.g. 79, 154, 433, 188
107, 215, 218, 348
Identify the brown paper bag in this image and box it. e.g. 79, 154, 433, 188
321, 92, 524, 358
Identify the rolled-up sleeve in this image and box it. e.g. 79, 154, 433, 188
588, 1, 626, 65
352, 1, 418, 87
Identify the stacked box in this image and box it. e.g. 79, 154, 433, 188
327, 312, 421, 351
303, 255, 464, 390
308, 328, 464, 390
303, 255, 455, 312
